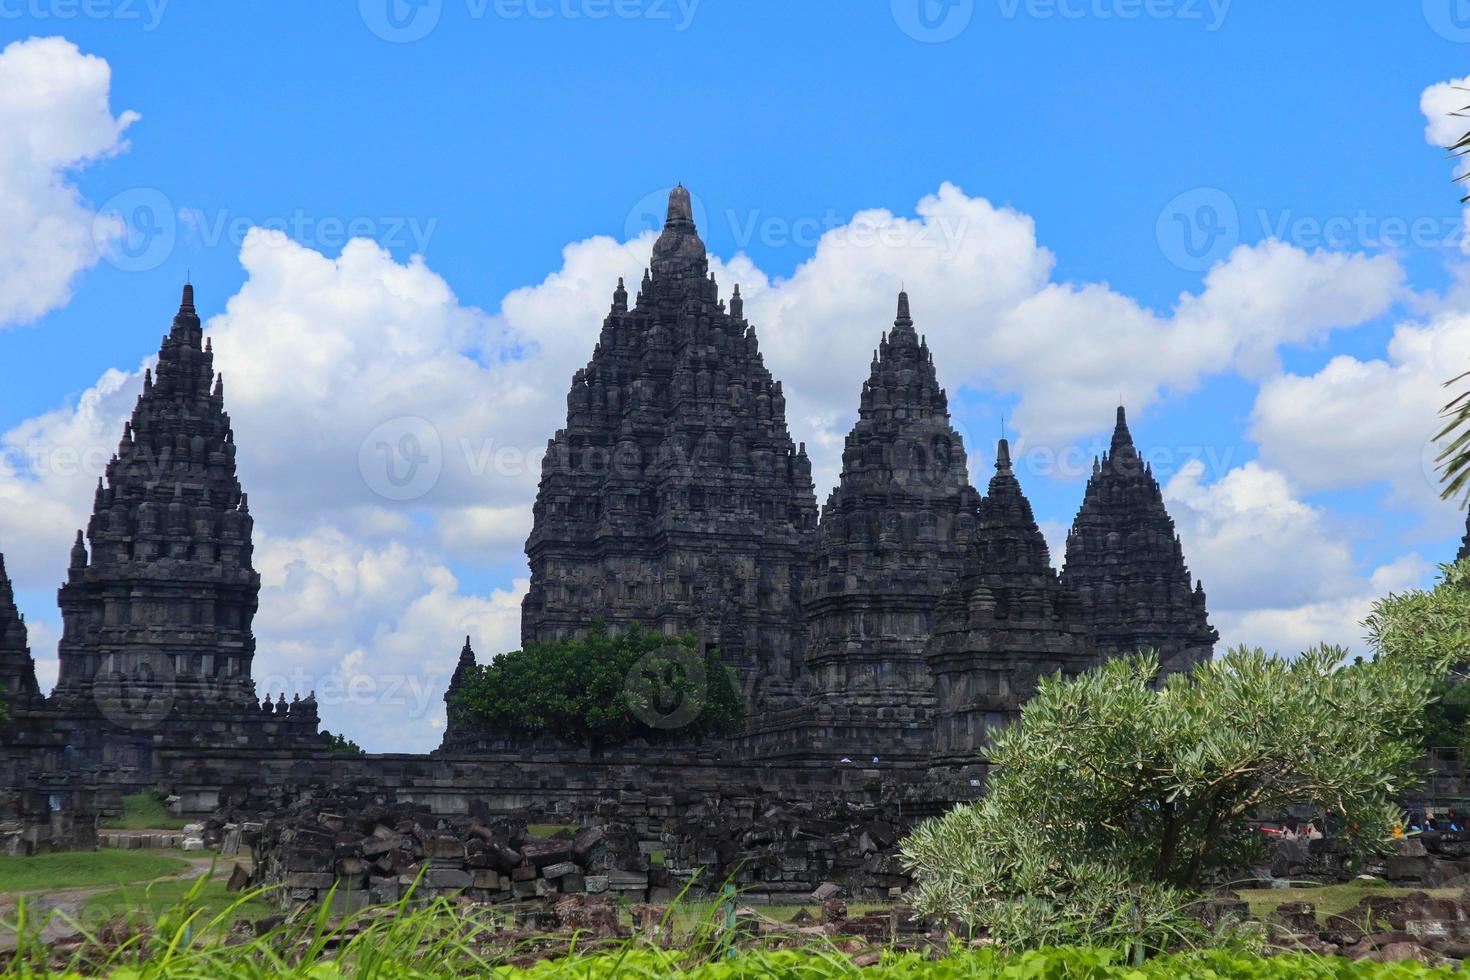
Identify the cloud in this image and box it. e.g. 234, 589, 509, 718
1250, 309, 1470, 529
1211, 554, 1430, 657
1163, 459, 1433, 656
0, 37, 137, 328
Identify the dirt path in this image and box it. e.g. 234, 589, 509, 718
0, 854, 233, 951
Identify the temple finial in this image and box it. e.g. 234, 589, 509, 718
895, 289, 912, 328
179, 282, 196, 316
996, 437, 1012, 473
666, 184, 694, 227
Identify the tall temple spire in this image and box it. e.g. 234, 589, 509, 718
54, 283, 262, 715
513, 185, 816, 741
1063, 406, 1216, 677
0, 543, 40, 708
794, 292, 979, 761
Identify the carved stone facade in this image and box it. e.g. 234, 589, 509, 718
520, 187, 818, 707
53, 286, 260, 714
926, 439, 1099, 764
792, 293, 979, 759
1061, 407, 1216, 676
0, 552, 39, 712
0, 285, 322, 758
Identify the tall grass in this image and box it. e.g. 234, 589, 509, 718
3, 874, 1459, 978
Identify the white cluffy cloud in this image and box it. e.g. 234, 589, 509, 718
1163, 459, 1432, 656
0, 36, 138, 328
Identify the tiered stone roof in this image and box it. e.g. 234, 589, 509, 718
53, 284, 262, 715
0, 549, 40, 709
926, 439, 1097, 763
797, 292, 980, 759
520, 188, 818, 709
1061, 407, 1216, 676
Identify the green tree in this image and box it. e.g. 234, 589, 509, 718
448, 624, 742, 748
903, 638, 1452, 948
1366, 559, 1470, 751
321, 731, 364, 756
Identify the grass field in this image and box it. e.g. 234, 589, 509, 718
101, 792, 190, 831
1233, 880, 1462, 923
0, 850, 189, 893
80, 873, 272, 928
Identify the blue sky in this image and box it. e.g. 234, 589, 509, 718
1, 2, 1469, 749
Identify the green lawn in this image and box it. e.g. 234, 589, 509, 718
102, 792, 189, 830
0, 850, 189, 893
81, 873, 273, 929
1233, 880, 1462, 923
525, 823, 577, 838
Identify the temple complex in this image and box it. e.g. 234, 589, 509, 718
1061, 407, 1217, 676
520, 186, 818, 709
0, 191, 1229, 837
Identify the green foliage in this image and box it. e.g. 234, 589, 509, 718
104, 792, 190, 830
1364, 561, 1470, 671
321, 730, 364, 756
0, 850, 188, 893
1, 876, 1463, 977
903, 643, 1449, 948
1364, 560, 1470, 751
449, 624, 743, 747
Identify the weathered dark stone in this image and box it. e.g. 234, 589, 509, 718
0, 553, 39, 713
1062, 407, 1216, 677
926, 438, 1098, 765
756, 293, 978, 762
513, 187, 818, 717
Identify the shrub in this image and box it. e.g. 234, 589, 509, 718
902, 641, 1450, 949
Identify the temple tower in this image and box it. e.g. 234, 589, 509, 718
441, 635, 477, 748
1061, 407, 1216, 676
0, 550, 40, 711
52, 284, 262, 718
797, 292, 979, 759
520, 187, 818, 709
926, 439, 1098, 765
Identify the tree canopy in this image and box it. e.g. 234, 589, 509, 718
447, 624, 742, 748
903, 562, 1466, 948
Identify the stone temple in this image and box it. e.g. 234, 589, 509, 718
1, 189, 1224, 824
519, 185, 818, 710
460, 188, 1219, 763
0, 285, 321, 778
